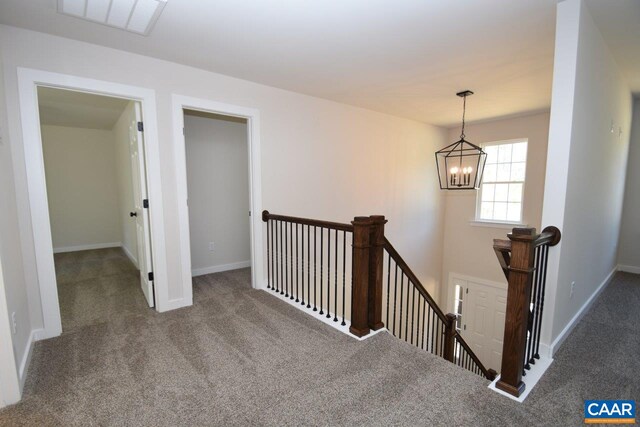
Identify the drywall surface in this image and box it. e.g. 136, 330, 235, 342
184, 113, 250, 272
0, 48, 31, 401
617, 98, 640, 271
0, 24, 447, 337
440, 112, 550, 307
41, 125, 121, 251
541, 0, 632, 350
113, 101, 138, 267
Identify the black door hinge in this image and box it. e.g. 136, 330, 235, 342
143, 199, 149, 208
148, 272, 154, 281
137, 121, 144, 132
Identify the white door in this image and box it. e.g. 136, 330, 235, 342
129, 102, 154, 308
454, 277, 507, 372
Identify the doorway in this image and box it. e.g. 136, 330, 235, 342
37, 87, 155, 330
450, 274, 507, 372
17, 68, 169, 339
172, 95, 264, 302
183, 110, 251, 280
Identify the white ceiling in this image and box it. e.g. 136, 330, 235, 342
1, 1, 637, 127
38, 87, 129, 129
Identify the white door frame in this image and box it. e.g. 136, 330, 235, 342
0, 252, 21, 406
171, 94, 263, 301
16, 67, 170, 339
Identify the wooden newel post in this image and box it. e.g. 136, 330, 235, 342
443, 313, 457, 363
368, 215, 387, 331
496, 227, 537, 397
350, 216, 373, 337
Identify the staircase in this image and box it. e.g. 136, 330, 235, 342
262, 211, 496, 380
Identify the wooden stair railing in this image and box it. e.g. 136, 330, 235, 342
262, 211, 496, 380
492, 226, 561, 397
383, 238, 496, 380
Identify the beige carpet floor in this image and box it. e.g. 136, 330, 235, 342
0, 248, 638, 426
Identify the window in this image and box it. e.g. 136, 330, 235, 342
476, 140, 528, 223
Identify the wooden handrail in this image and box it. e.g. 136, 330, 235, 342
382, 237, 447, 322
263, 209, 497, 381
534, 226, 561, 247
262, 211, 354, 232
384, 237, 495, 380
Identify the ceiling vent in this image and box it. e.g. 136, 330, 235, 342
57, 0, 167, 36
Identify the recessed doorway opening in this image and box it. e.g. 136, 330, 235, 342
37, 86, 156, 331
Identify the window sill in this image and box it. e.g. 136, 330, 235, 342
469, 220, 528, 230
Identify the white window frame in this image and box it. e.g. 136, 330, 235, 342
474, 138, 528, 226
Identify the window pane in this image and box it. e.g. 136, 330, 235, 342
507, 203, 521, 221
498, 144, 512, 163
483, 164, 497, 182
494, 184, 508, 202
497, 163, 511, 181
493, 202, 508, 220
481, 202, 493, 219
484, 146, 498, 164
481, 184, 495, 202
508, 183, 523, 202
511, 162, 526, 181
512, 142, 528, 162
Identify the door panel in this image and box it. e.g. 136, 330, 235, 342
457, 278, 507, 373
129, 102, 154, 307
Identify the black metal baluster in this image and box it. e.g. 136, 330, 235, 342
313, 226, 317, 311
530, 246, 543, 367
301, 224, 305, 306
399, 273, 405, 340
534, 245, 549, 359
267, 220, 271, 289
290, 222, 294, 300
295, 223, 300, 303
333, 230, 338, 322
410, 285, 416, 345
284, 221, 289, 297
307, 225, 311, 309
341, 230, 346, 326
431, 308, 436, 354
386, 252, 391, 330
393, 263, 399, 336
417, 294, 423, 348
278, 221, 283, 293
404, 277, 409, 342
319, 227, 324, 315
327, 227, 332, 315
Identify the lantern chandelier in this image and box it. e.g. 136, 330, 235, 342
435, 90, 487, 190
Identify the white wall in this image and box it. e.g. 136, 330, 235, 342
618, 97, 640, 272
0, 24, 448, 386
440, 112, 550, 306
541, 0, 632, 352
184, 112, 250, 273
113, 101, 138, 266
41, 125, 122, 251
0, 44, 31, 402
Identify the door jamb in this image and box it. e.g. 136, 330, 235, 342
16, 67, 170, 340
171, 94, 263, 302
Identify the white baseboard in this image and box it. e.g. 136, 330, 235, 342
618, 264, 640, 274
121, 245, 139, 269
19, 329, 42, 391
549, 267, 616, 356
192, 260, 251, 277
53, 242, 122, 254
